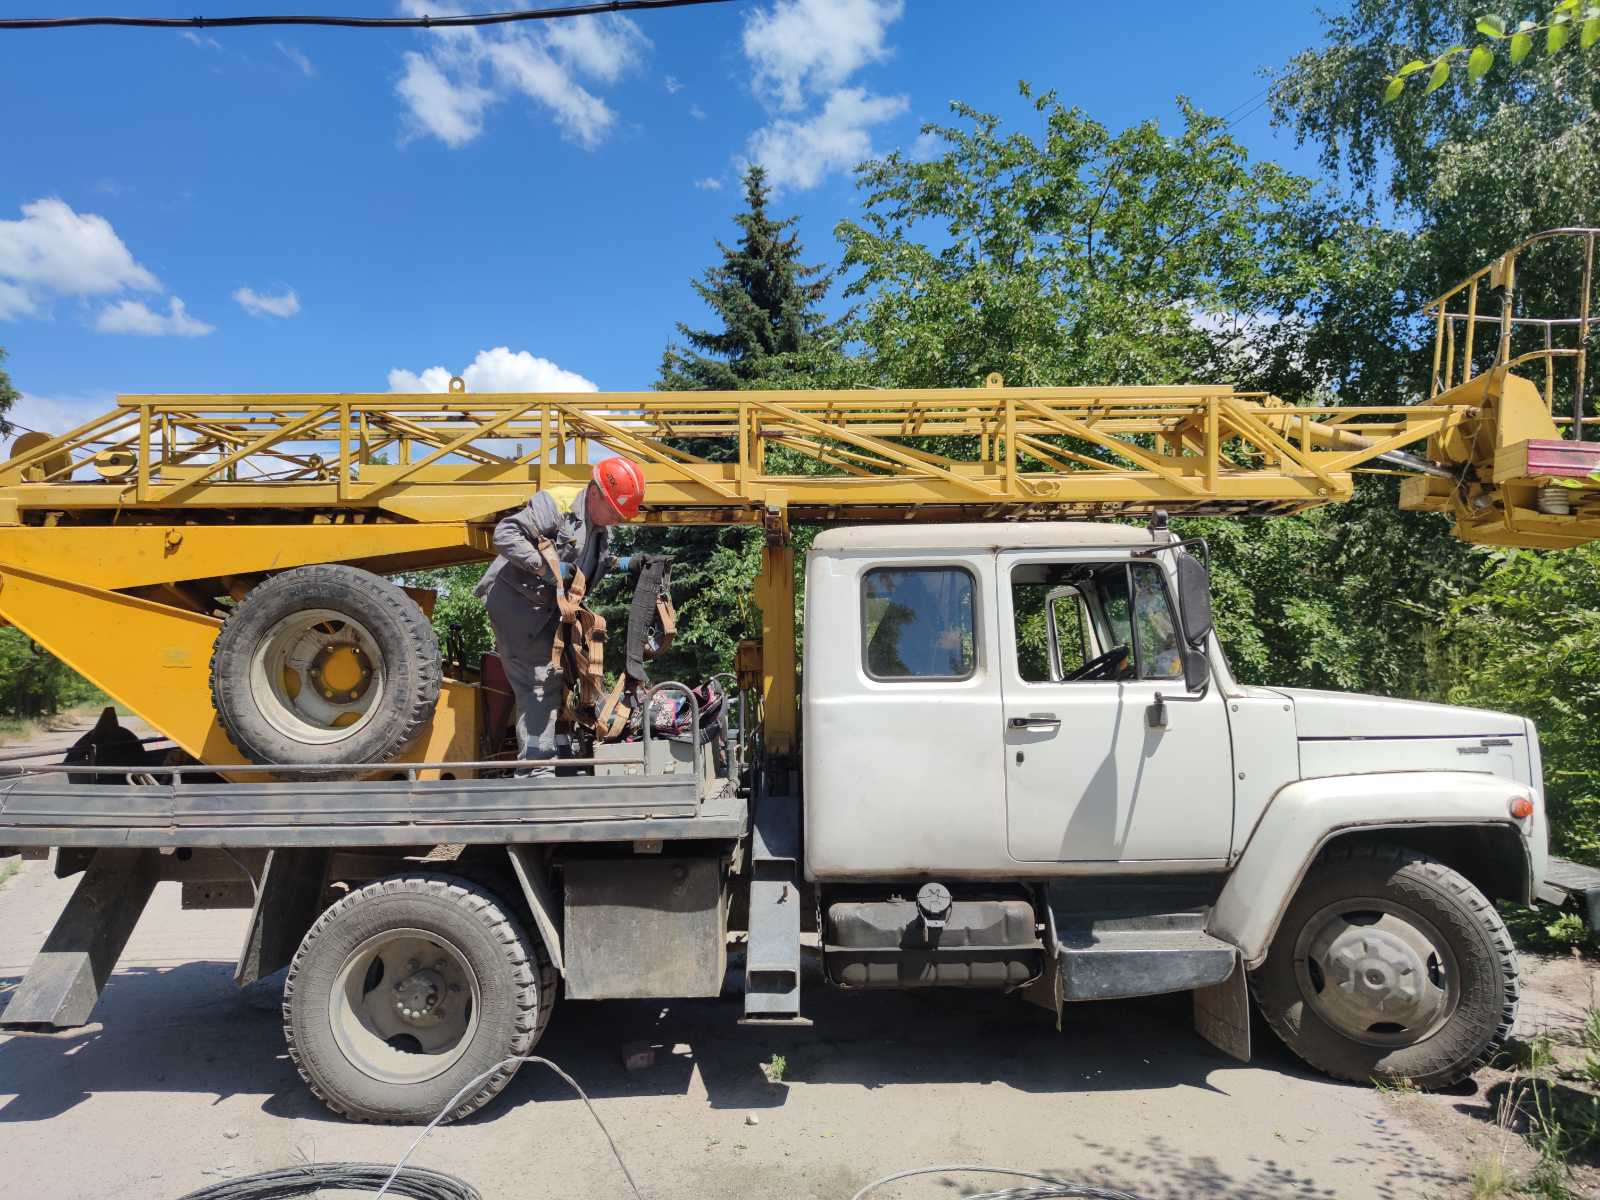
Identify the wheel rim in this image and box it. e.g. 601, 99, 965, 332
328, 928, 480, 1085
1292, 898, 1460, 1048
250, 607, 387, 746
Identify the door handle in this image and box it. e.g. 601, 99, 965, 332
1009, 714, 1061, 730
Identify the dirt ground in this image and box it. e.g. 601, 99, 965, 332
4, 858, 1595, 1200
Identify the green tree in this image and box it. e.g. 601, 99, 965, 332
836, 87, 1335, 397
0, 345, 18, 433
1272, 0, 1600, 861
1440, 546, 1600, 862
617, 165, 843, 682
659, 165, 836, 391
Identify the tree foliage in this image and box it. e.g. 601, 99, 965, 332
613, 165, 843, 683
0, 628, 103, 718
1383, 3, 1600, 101
659, 166, 838, 391
836, 88, 1332, 396
0, 345, 17, 433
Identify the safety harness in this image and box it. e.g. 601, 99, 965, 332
535, 538, 676, 742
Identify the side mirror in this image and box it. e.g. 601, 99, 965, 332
1175, 551, 1213, 648
1182, 645, 1210, 693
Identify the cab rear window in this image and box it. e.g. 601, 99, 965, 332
861, 566, 976, 680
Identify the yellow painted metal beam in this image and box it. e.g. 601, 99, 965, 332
0, 524, 488, 590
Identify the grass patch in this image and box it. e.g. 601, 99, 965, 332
762, 1053, 788, 1084
1499, 901, 1600, 956
1467, 1151, 1513, 1199
1488, 1016, 1600, 1198
1372, 1074, 1418, 1096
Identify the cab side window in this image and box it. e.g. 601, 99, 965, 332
862, 566, 976, 680
1011, 560, 1182, 682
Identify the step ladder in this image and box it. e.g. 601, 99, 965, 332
1048, 903, 1238, 1002
740, 778, 810, 1025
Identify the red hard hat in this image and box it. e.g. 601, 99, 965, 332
593, 456, 645, 519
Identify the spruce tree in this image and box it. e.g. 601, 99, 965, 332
659, 165, 832, 392
607, 167, 835, 683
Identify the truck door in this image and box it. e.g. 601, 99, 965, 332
997, 551, 1234, 864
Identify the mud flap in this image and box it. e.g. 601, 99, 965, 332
1193, 957, 1251, 1063
1020, 948, 1064, 1031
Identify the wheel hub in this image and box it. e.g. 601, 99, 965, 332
1295, 901, 1458, 1047
392, 967, 447, 1023
310, 641, 372, 704
328, 930, 479, 1086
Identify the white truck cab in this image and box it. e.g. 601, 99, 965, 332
803, 520, 1544, 1088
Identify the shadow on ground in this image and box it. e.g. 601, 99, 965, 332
0, 952, 1472, 1199
6, 949, 1311, 1121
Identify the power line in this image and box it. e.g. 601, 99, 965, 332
0, 0, 738, 32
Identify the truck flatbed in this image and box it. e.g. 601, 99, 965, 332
0, 771, 745, 850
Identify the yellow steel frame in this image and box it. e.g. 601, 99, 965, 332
0, 378, 1470, 763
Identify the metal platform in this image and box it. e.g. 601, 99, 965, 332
1543, 856, 1600, 933
0, 771, 746, 850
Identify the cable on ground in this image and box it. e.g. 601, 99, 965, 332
376, 1055, 642, 1200
174, 1163, 478, 1200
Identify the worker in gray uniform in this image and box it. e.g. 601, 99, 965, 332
474, 457, 646, 775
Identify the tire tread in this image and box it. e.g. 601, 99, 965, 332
1250, 841, 1518, 1089
283, 873, 556, 1123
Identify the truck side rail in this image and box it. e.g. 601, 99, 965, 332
0, 754, 746, 850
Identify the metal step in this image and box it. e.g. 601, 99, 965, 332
740, 783, 809, 1025
1542, 857, 1600, 934
1053, 915, 1238, 1002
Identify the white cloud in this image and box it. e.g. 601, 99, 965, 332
694, 176, 724, 191
180, 29, 222, 51
748, 87, 908, 191
0, 197, 160, 319
393, 9, 647, 150
276, 41, 314, 76
11, 390, 119, 437
908, 129, 943, 162
388, 346, 597, 394
233, 286, 301, 318
664, 75, 683, 94
95, 296, 214, 338
544, 15, 648, 84
689, 103, 707, 121
743, 0, 903, 111
484, 40, 616, 149
396, 51, 495, 148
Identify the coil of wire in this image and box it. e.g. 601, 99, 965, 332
174, 1162, 480, 1200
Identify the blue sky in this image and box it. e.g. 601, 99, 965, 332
0, 0, 1334, 436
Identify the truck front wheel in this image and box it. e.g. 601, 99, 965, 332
1251, 842, 1517, 1089
283, 874, 556, 1123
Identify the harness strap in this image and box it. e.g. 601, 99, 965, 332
538, 535, 611, 728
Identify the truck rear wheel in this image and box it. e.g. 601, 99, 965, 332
210, 565, 440, 772
283, 874, 557, 1123
1251, 842, 1517, 1089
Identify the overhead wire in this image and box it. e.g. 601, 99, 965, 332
0, 1, 740, 32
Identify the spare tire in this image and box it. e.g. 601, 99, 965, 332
211, 565, 441, 771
